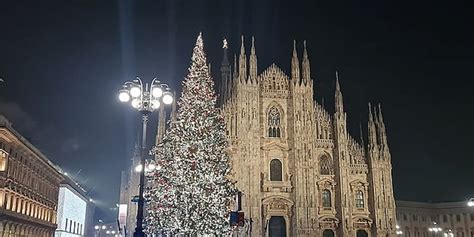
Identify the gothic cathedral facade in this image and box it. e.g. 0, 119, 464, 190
218, 37, 397, 237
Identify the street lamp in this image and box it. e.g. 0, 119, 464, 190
443, 230, 454, 237
118, 77, 174, 237
428, 222, 443, 236
396, 224, 403, 235
467, 197, 474, 207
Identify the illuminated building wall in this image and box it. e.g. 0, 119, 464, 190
55, 184, 88, 237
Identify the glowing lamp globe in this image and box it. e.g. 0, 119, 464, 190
130, 86, 141, 98
151, 100, 161, 110
118, 91, 130, 102
94, 226, 99, 230
101, 225, 106, 230
147, 163, 156, 171
152, 87, 163, 98
135, 164, 143, 172
162, 92, 173, 105
131, 99, 140, 109
468, 198, 474, 207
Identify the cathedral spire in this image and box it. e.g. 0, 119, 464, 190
301, 40, 311, 85
239, 35, 247, 83
376, 103, 389, 149
249, 36, 257, 83
368, 103, 378, 149
360, 120, 365, 150
233, 54, 238, 79
291, 40, 300, 83
335, 71, 344, 114
220, 38, 231, 104
155, 106, 166, 145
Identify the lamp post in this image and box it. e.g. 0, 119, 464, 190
118, 77, 174, 237
94, 223, 107, 237
428, 222, 443, 237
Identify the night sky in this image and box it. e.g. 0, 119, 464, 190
0, 0, 473, 221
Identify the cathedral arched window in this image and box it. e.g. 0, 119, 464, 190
268, 106, 281, 137
323, 229, 335, 237
319, 155, 332, 175
355, 190, 364, 208
322, 189, 331, 208
270, 159, 282, 181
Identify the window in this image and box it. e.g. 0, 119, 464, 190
470, 213, 474, 221
422, 215, 426, 222
270, 159, 282, 181
322, 189, 331, 208
355, 190, 364, 208
413, 214, 418, 221
0, 150, 6, 171
356, 230, 368, 237
456, 214, 461, 222
443, 214, 448, 223
65, 218, 68, 231
323, 229, 335, 237
319, 155, 332, 175
267, 106, 281, 137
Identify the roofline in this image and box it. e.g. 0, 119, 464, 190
396, 200, 470, 209
0, 115, 63, 178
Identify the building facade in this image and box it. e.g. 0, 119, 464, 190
0, 115, 63, 236
218, 37, 397, 236
55, 177, 94, 237
396, 200, 474, 237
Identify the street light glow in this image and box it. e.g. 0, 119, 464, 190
467, 198, 474, 207
94, 225, 99, 230
152, 87, 163, 98
148, 163, 156, 171
135, 164, 143, 172
429, 227, 442, 232
162, 92, 173, 105
151, 100, 160, 109
101, 225, 107, 230
131, 99, 140, 109
119, 91, 130, 102
130, 86, 141, 97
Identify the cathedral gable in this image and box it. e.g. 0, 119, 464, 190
259, 64, 289, 98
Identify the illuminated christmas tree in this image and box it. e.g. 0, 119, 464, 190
145, 33, 235, 236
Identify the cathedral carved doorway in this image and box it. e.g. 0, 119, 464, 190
323, 229, 335, 237
356, 229, 369, 237
269, 216, 286, 237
